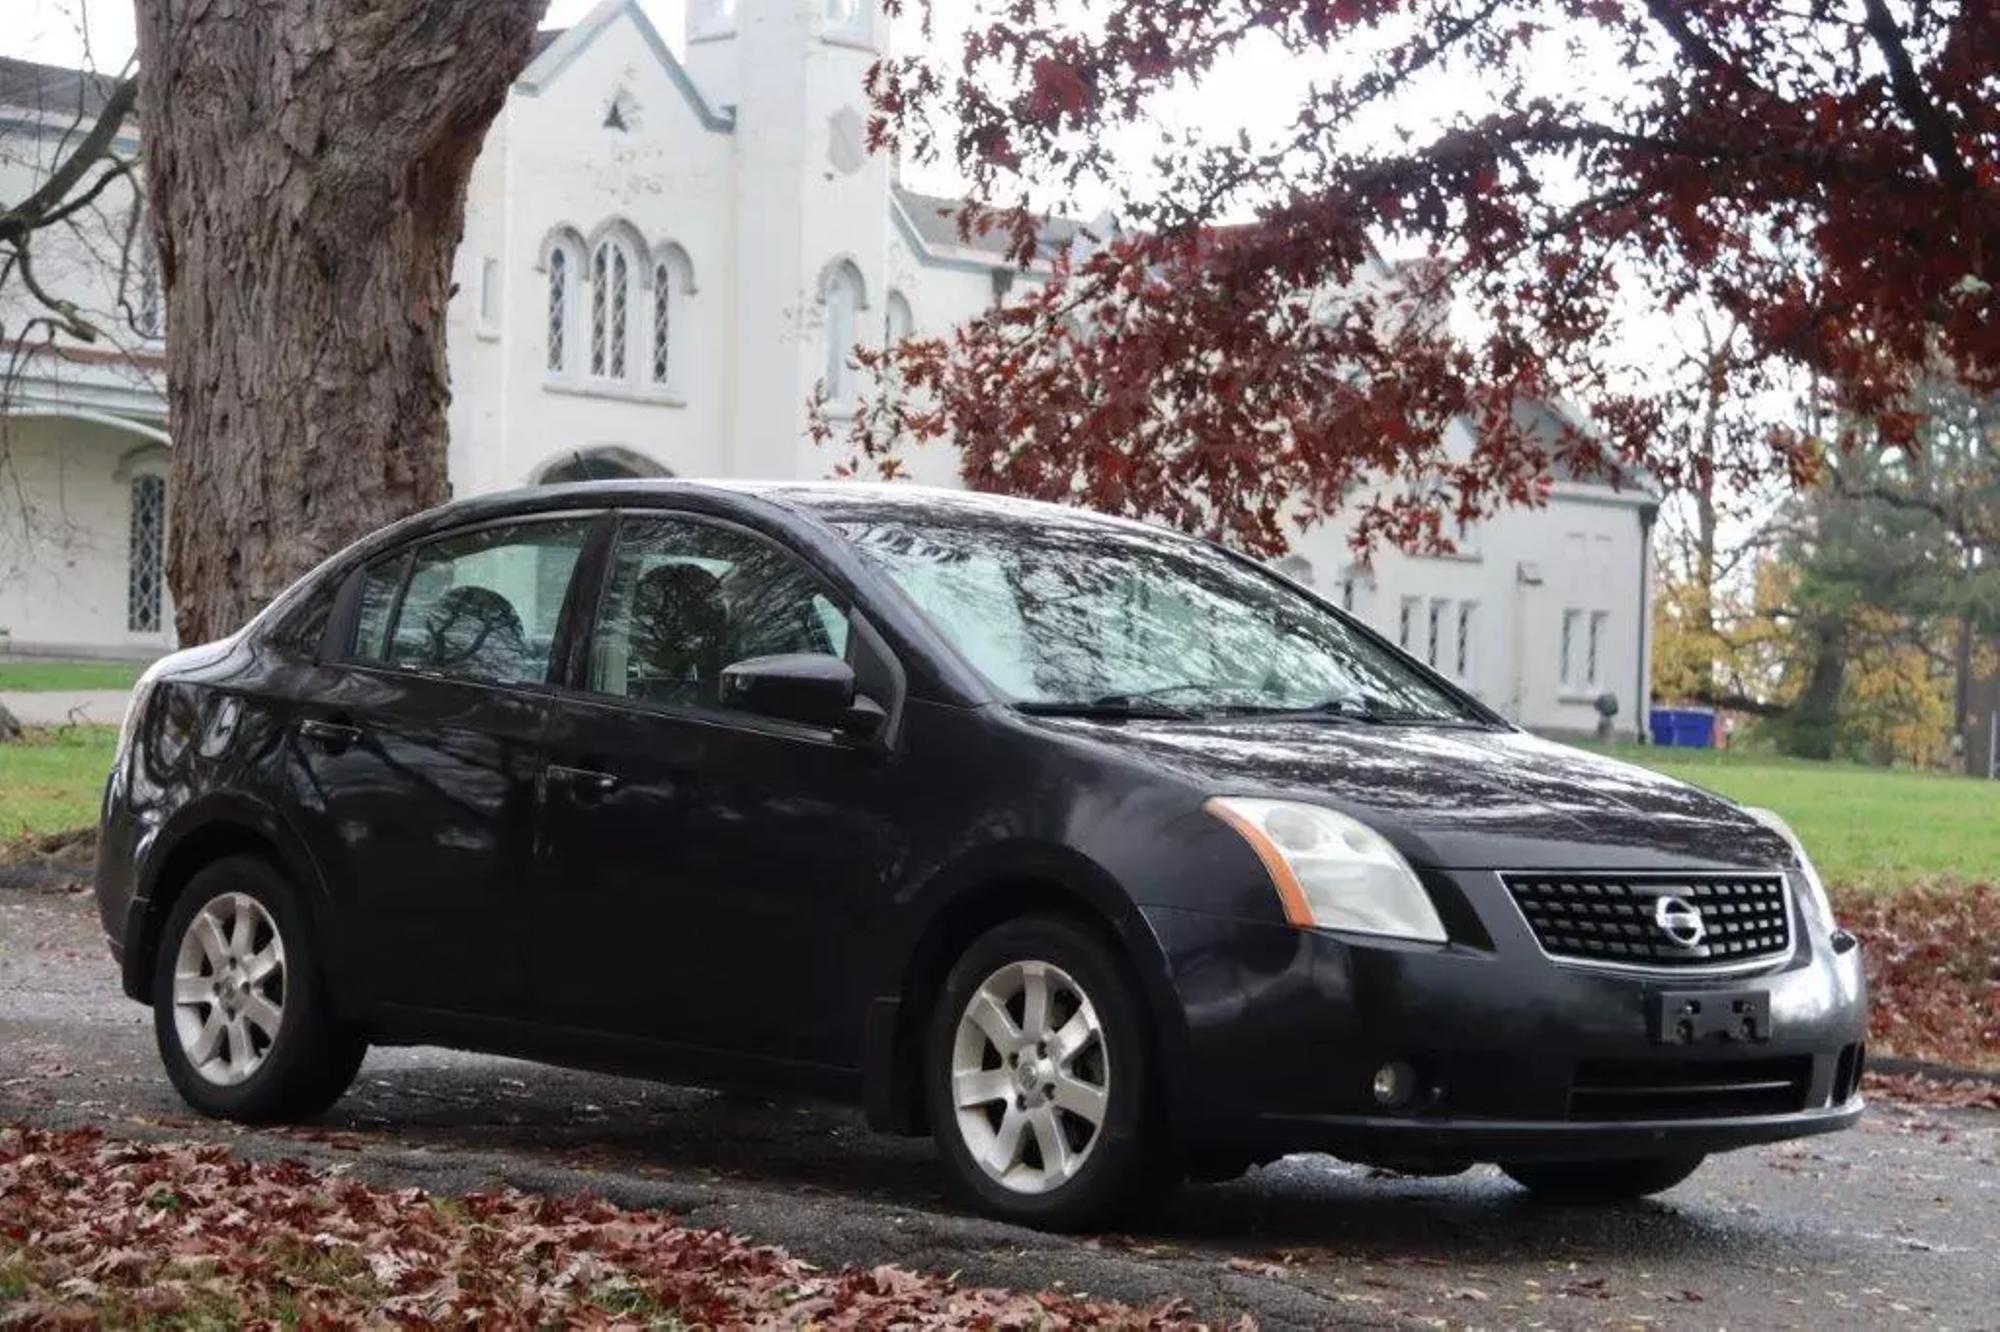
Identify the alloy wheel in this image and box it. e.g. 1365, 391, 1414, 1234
171, 892, 287, 1086
950, 959, 1110, 1195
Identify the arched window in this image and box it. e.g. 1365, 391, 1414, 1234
822, 261, 864, 406
546, 248, 570, 372
128, 473, 166, 634
883, 289, 913, 347
134, 241, 163, 340
647, 244, 694, 392
591, 239, 631, 379
651, 263, 674, 386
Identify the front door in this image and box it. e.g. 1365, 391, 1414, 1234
290, 514, 598, 1018
532, 511, 898, 1069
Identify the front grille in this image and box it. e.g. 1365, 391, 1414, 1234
1569, 1056, 1812, 1119
1502, 873, 1792, 969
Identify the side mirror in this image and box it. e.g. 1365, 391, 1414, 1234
719, 653, 881, 738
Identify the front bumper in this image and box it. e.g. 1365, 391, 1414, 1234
1142, 873, 1868, 1165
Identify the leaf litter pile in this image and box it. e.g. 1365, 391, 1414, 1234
1835, 883, 2000, 1105
0, 1127, 1222, 1328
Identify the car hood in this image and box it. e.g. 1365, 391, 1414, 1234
1032, 715, 1791, 871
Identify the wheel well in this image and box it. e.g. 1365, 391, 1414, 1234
128, 823, 286, 1001
875, 878, 1141, 1137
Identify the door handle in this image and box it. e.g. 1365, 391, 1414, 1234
297, 718, 362, 753
546, 764, 620, 796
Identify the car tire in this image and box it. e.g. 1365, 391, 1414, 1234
926, 915, 1175, 1231
1500, 1154, 1706, 1202
151, 855, 366, 1124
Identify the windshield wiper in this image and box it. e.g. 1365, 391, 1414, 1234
1279, 695, 1478, 726
1015, 695, 1204, 721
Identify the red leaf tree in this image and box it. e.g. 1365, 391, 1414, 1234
826, 0, 1998, 557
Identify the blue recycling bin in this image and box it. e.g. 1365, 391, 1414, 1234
1648, 707, 1716, 748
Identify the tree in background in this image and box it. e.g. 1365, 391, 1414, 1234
836, 1, 1996, 558
1649, 315, 1794, 711
1746, 381, 1997, 762
135, 0, 546, 642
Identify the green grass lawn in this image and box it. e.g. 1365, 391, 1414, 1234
0, 727, 117, 841
1587, 741, 2000, 890
0, 659, 145, 692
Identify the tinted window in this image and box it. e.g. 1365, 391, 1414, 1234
587, 516, 849, 710
837, 511, 1483, 722
375, 518, 594, 686
351, 556, 405, 662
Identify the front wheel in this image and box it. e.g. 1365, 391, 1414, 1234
926, 915, 1175, 1230
152, 855, 366, 1123
1501, 1154, 1706, 1202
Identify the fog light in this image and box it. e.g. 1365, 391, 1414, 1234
1372, 1060, 1419, 1109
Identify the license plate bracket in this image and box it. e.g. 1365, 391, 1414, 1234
1649, 989, 1771, 1045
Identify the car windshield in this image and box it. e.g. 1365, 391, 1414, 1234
832, 509, 1487, 724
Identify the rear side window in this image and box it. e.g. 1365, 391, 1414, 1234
349, 517, 595, 687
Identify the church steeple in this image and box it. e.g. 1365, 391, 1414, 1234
685, 0, 882, 115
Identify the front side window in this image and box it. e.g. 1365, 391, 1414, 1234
587, 517, 849, 711
358, 518, 594, 686
836, 509, 1483, 722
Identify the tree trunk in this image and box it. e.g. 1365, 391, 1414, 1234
135, 0, 547, 644
1783, 620, 1849, 761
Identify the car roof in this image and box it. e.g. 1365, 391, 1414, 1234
431, 478, 1182, 542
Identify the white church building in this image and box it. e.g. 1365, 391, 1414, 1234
0, 0, 1656, 738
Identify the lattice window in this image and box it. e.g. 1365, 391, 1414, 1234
128, 474, 165, 634
651, 263, 672, 385
610, 247, 628, 377
592, 241, 629, 379
1456, 602, 1476, 679
134, 242, 163, 340
546, 249, 568, 372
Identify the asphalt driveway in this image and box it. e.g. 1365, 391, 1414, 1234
3, 880, 1994, 1329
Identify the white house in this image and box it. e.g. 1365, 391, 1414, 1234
0, 0, 1655, 738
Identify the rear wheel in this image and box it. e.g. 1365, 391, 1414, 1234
927, 915, 1174, 1230
1501, 1154, 1705, 1202
152, 855, 365, 1123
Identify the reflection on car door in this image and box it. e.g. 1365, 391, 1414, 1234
289, 515, 598, 1018
533, 512, 898, 1072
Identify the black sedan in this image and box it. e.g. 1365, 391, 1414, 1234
93, 481, 1867, 1230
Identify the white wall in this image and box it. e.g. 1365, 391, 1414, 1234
0, 417, 172, 657
1286, 483, 1653, 738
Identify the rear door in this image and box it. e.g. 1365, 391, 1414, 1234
291, 513, 602, 1019
530, 510, 905, 1068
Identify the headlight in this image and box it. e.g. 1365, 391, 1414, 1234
112, 667, 163, 776
1206, 797, 1447, 943
1744, 807, 1836, 932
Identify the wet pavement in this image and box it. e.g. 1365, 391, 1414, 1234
3, 881, 1996, 1328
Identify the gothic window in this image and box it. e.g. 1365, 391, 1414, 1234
134, 241, 163, 340
822, 261, 864, 406
591, 240, 630, 379
128, 474, 166, 634
546, 248, 569, 372
651, 264, 673, 386
883, 289, 914, 347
